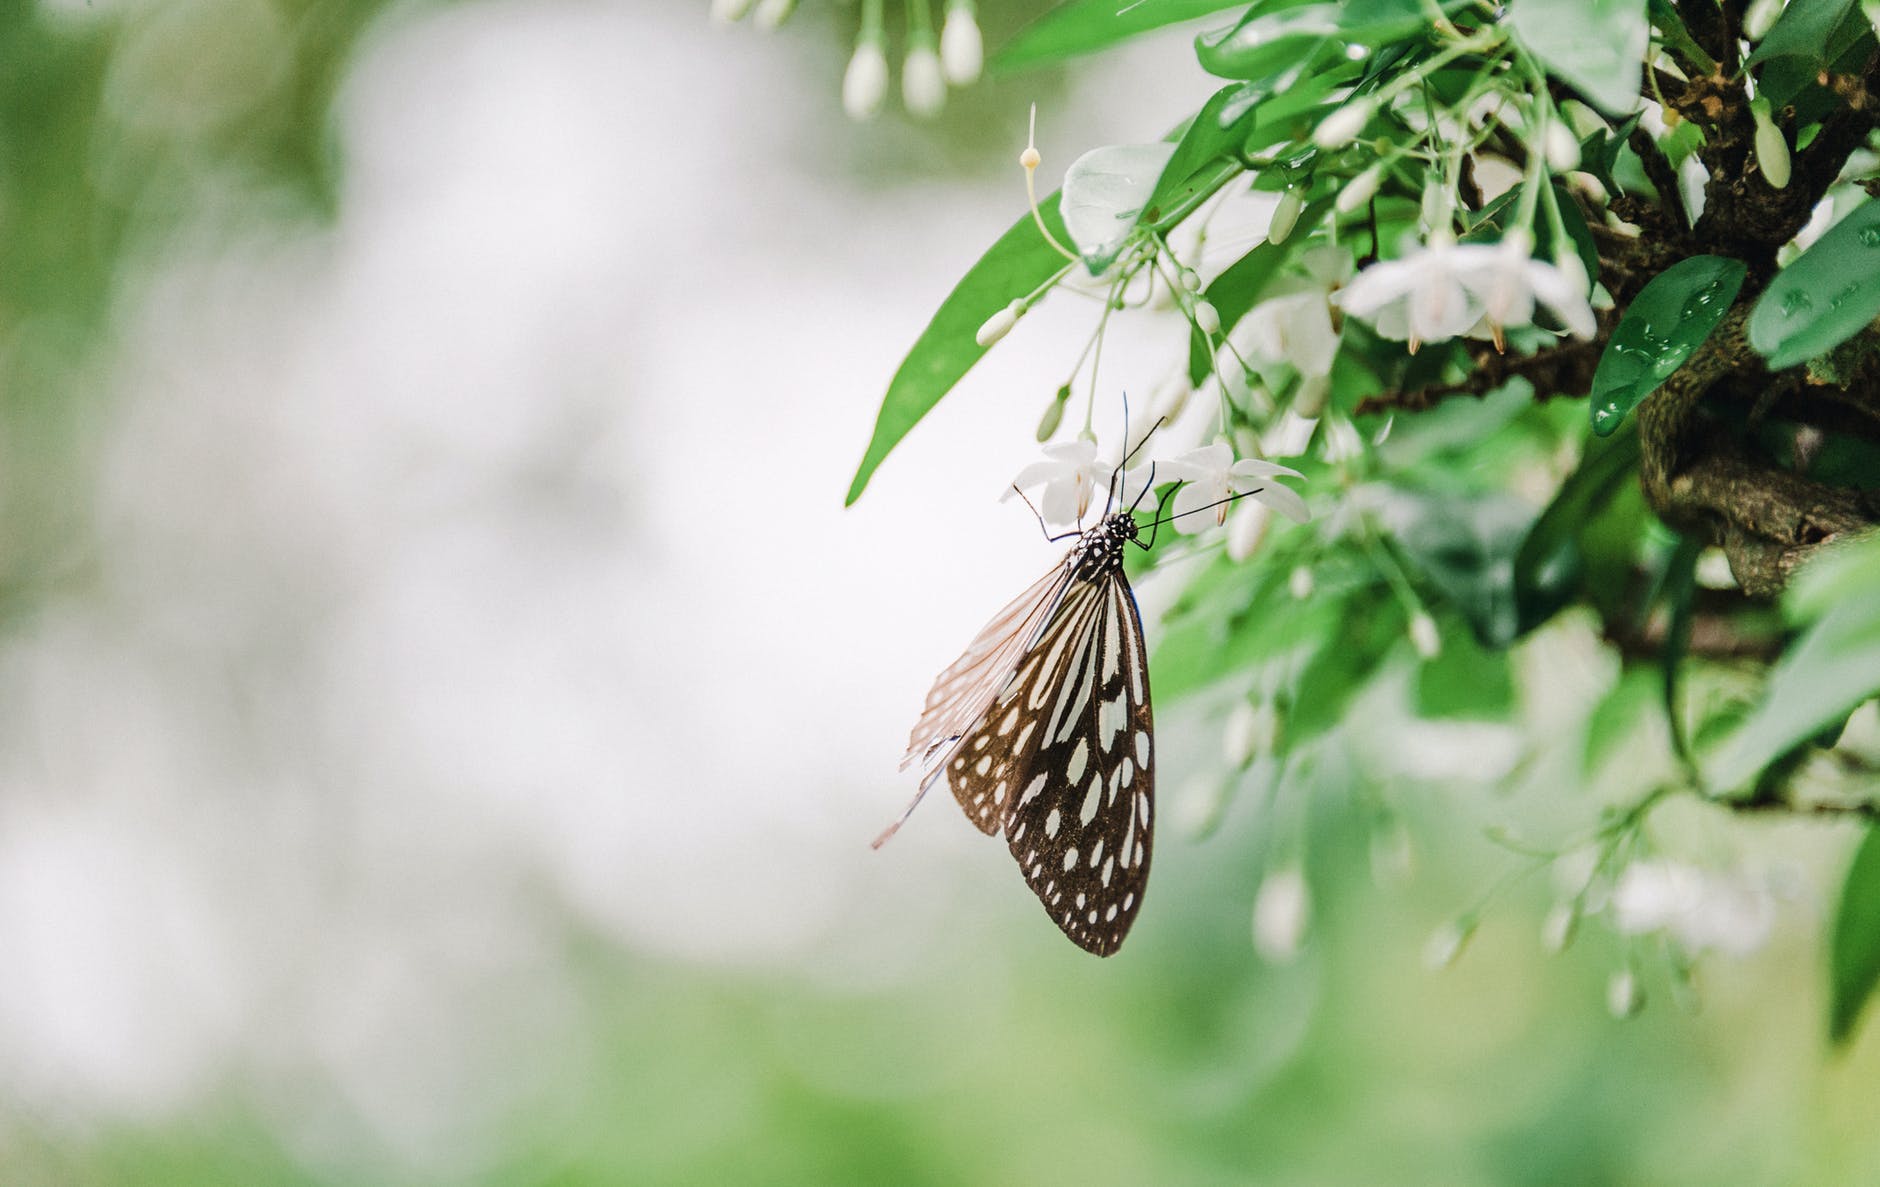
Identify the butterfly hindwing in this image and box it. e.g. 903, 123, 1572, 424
997, 571, 1152, 957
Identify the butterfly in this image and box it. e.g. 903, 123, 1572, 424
875, 456, 1254, 956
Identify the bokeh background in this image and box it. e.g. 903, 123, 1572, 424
3, 2, 1879, 1183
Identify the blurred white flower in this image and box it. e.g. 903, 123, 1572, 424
711, 0, 758, 23
1541, 903, 1577, 953
1335, 233, 1485, 350
940, 3, 982, 85
1225, 498, 1271, 561
902, 41, 946, 118
1236, 247, 1351, 380
1408, 611, 1441, 660
1457, 229, 1596, 347
1160, 442, 1308, 533
1253, 866, 1310, 962
1423, 919, 1472, 969
753, 0, 796, 29
1611, 859, 1777, 957
1006, 440, 1117, 526
842, 39, 889, 120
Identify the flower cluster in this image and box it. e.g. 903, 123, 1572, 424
1005, 438, 1310, 535
840, 0, 982, 122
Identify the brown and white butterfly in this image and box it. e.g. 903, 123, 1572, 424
870, 442, 1269, 956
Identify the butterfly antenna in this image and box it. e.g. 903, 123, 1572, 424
1143, 486, 1266, 532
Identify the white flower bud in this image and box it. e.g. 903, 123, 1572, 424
1174, 771, 1233, 840
975, 298, 1025, 347
1226, 498, 1272, 561
1335, 164, 1384, 215
843, 40, 889, 120
1607, 968, 1644, 1018
1289, 565, 1314, 599
1313, 98, 1373, 149
902, 42, 947, 119
1409, 611, 1442, 660
1222, 700, 1261, 768
753, 0, 795, 27
711, 0, 757, 23
1543, 120, 1581, 172
1267, 188, 1303, 245
1745, 0, 1785, 41
1020, 145, 1041, 169
1180, 267, 1201, 293
1193, 299, 1221, 335
1423, 919, 1474, 970
1292, 372, 1330, 418
940, 5, 983, 85
1541, 903, 1578, 953
1753, 103, 1790, 189
1253, 866, 1310, 962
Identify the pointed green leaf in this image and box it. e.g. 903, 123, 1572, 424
1831, 826, 1880, 1043
845, 197, 1070, 505
995, 0, 1253, 72
1590, 254, 1745, 436
1749, 199, 1880, 371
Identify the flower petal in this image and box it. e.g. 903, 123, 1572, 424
1251, 481, 1311, 524
1230, 457, 1305, 482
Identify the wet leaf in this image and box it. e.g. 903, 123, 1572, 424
996, 0, 1251, 71
1590, 254, 1745, 436
1749, 199, 1880, 371
1062, 144, 1178, 274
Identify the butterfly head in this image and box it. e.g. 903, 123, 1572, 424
1070, 511, 1139, 580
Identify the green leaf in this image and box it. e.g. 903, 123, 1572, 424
1509, 0, 1649, 116
1831, 826, 1880, 1043
1195, 6, 1340, 81
1142, 84, 1257, 227
1512, 427, 1641, 634
1748, 199, 1880, 371
1656, 533, 1704, 772
1388, 492, 1533, 647
1746, 0, 1856, 67
1705, 533, 1880, 791
845, 197, 1071, 505
995, 0, 1253, 72
1578, 112, 1642, 195
1590, 254, 1746, 436
1062, 143, 1178, 273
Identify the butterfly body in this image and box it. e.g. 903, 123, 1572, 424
887, 509, 1155, 957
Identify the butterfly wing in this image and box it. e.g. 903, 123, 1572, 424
943, 568, 1154, 956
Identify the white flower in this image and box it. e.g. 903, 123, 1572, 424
1228, 246, 1350, 380
940, 4, 982, 85
1456, 228, 1597, 347
902, 41, 946, 118
1335, 233, 1486, 350
1607, 968, 1644, 1018
1160, 442, 1308, 533
1423, 919, 1472, 969
842, 39, 889, 120
710, 0, 757, 23
1225, 498, 1270, 561
1253, 866, 1310, 962
1610, 859, 1777, 957
1006, 440, 1117, 526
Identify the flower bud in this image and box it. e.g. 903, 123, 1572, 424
1553, 239, 1591, 300
1035, 385, 1068, 441
1222, 700, 1262, 768
1543, 120, 1581, 172
902, 39, 947, 119
1607, 968, 1644, 1018
1752, 100, 1790, 189
1180, 267, 1201, 293
1020, 145, 1041, 169
1193, 299, 1221, 335
1409, 611, 1441, 660
1541, 903, 1578, 953
1289, 565, 1315, 600
1226, 499, 1271, 561
1335, 164, 1384, 215
1313, 98, 1373, 149
975, 298, 1025, 347
753, 0, 796, 28
842, 39, 889, 120
1252, 866, 1310, 962
940, 4, 983, 85
1423, 918, 1475, 970
1267, 187, 1303, 245
1744, 0, 1785, 40
710, 0, 757, 23
1292, 372, 1330, 418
